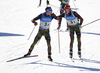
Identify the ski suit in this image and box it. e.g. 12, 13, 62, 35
58, 11, 83, 52
29, 13, 58, 56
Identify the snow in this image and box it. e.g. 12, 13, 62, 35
0, 0, 100, 73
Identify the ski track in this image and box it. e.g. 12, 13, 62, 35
0, 0, 100, 73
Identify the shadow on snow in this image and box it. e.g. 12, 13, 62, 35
74, 58, 100, 64
0, 32, 24, 37
25, 60, 100, 71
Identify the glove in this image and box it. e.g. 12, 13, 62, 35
67, 24, 69, 30
57, 24, 61, 29
79, 25, 81, 29
34, 22, 37, 26
80, 23, 82, 25
57, 17, 60, 21
67, 27, 69, 30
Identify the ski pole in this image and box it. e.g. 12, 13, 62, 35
58, 29, 60, 53
56, 6, 60, 15
27, 26, 35, 40
82, 18, 100, 28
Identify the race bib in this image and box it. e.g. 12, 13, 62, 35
67, 18, 78, 26
40, 21, 51, 29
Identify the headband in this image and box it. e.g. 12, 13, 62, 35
46, 8, 52, 12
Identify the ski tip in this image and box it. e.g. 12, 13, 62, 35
29, 55, 38, 57
6, 61, 10, 62
35, 55, 38, 57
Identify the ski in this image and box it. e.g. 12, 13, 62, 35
77, 58, 83, 62
54, 29, 68, 32
6, 55, 38, 62
70, 58, 83, 62
69, 54, 83, 62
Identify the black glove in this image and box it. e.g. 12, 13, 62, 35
57, 24, 61, 29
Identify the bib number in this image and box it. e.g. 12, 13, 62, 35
67, 19, 78, 26
40, 22, 50, 29
44, 22, 49, 26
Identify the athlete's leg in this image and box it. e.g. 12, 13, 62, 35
75, 25, 81, 51
69, 27, 74, 52
44, 30, 53, 61
75, 25, 81, 57
68, 27, 74, 58
28, 29, 43, 53
44, 30, 51, 56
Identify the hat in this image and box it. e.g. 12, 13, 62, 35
64, 5, 70, 10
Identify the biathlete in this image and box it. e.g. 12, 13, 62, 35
58, 0, 70, 29
58, 5, 83, 58
24, 7, 60, 61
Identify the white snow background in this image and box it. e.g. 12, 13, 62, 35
0, 0, 100, 73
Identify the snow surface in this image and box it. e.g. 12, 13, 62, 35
0, 0, 100, 73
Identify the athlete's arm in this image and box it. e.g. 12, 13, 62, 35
73, 11, 83, 25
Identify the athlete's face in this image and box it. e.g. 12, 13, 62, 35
65, 9, 70, 14
46, 11, 52, 16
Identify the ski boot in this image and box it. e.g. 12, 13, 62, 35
65, 28, 68, 32
48, 56, 53, 62
78, 51, 81, 58
24, 50, 32, 57
24, 52, 31, 57
69, 51, 73, 58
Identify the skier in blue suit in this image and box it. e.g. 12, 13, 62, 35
24, 7, 60, 61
